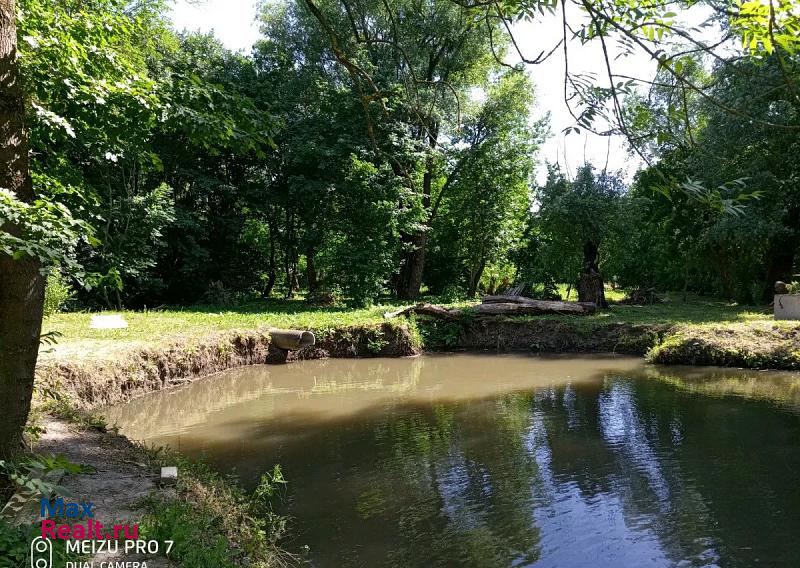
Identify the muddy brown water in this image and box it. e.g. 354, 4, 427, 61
103, 354, 800, 567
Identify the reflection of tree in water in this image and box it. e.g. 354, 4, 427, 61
278, 397, 544, 567
651, 366, 800, 411
625, 373, 800, 567
104, 357, 800, 567
535, 372, 800, 567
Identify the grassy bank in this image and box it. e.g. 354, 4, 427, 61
38, 294, 800, 375
40, 293, 766, 359
39, 300, 416, 362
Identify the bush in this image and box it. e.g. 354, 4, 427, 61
43, 271, 72, 316
203, 281, 234, 307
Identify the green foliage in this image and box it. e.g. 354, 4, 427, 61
323, 158, 407, 307
365, 329, 390, 354
42, 272, 72, 317
10, 0, 166, 280
0, 454, 90, 498
140, 453, 289, 567
0, 520, 85, 567
427, 71, 543, 296
0, 183, 93, 274
733, 0, 800, 55
419, 319, 464, 349
141, 500, 233, 567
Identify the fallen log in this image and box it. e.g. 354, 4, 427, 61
481, 295, 597, 314
385, 298, 597, 321
384, 303, 460, 321
470, 302, 593, 316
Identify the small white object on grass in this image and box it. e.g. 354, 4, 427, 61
160, 466, 178, 485
89, 314, 128, 329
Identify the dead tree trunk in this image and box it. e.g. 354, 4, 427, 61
0, 0, 45, 458
385, 298, 596, 320
482, 295, 597, 313
578, 240, 608, 309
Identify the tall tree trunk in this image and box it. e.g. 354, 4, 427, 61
284, 259, 294, 299
306, 246, 318, 296
396, 231, 427, 300
0, 0, 44, 458
283, 209, 296, 299
263, 218, 277, 298
577, 240, 608, 309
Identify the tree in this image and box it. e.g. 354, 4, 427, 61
301, 0, 515, 299
426, 71, 542, 296
533, 164, 623, 307
620, 52, 800, 302
0, 0, 43, 458
0, 0, 172, 455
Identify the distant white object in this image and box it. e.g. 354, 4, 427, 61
774, 294, 800, 320
90, 314, 128, 329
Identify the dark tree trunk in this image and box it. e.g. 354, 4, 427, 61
0, 0, 44, 459
263, 218, 277, 298
578, 240, 608, 309
283, 210, 296, 299
396, 231, 427, 300
306, 246, 318, 296
396, 124, 437, 301
396, 157, 433, 300
467, 260, 486, 298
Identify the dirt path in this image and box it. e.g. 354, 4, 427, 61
35, 416, 172, 567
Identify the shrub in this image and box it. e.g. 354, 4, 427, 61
43, 271, 72, 317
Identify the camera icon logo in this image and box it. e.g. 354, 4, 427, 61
30, 536, 52, 568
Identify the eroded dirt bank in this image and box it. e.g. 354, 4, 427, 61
36, 322, 418, 410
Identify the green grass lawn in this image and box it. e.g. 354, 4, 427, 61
40, 292, 773, 363
40, 299, 403, 361
545, 292, 770, 325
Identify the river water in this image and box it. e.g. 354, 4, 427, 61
103, 354, 800, 567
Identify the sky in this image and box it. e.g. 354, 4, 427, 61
169, 0, 659, 182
